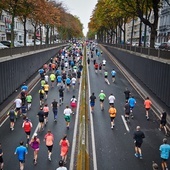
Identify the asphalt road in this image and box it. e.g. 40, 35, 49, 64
0, 73, 79, 170
87, 45, 168, 170
0, 45, 169, 170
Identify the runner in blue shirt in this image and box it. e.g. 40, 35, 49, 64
111, 69, 116, 83
128, 96, 136, 118
66, 77, 71, 91
159, 138, 170, 170
57, 75, 62, 87
14, 141, 28, 170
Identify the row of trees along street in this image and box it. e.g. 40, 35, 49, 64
0, 0, 83, 47
87, 0, 170, 48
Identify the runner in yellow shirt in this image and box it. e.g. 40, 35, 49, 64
50, 73, 56, 88
44, 82, 50, 99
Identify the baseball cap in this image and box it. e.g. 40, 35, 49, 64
34, 133, 38, 137
101, 90, 103, 92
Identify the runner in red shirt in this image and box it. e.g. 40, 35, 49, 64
22, 117, 33, 147
94, 62, 99, 73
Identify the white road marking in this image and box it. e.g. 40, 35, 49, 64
121, 115, 130, 132
87, 52, 98, 170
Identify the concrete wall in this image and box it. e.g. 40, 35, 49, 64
104, 45, 170, 108
0, 46, 64, 104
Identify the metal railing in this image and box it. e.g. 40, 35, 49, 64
0, 43, 65, 58
101, 43, 170, 60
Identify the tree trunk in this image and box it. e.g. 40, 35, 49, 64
150, 26, 157, 48
11, 14, 15, 47
139, 20, 142, 46
124, 22, 126, 44
131, 17, 135, 45
34, 26, 36, 46
46, 25, 49, 44
40, 25, 42, 45
23, 17, 27, 46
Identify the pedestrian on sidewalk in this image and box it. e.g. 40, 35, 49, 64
0, 143, 4, 170
51, 99, 58, 122
144, 97, 152, 120
70, 95, 77, 114
7, 108, 17, 131
29, 133, 40, 165
22, 117, 32, 147
14, 141, 28, 170
159, 138, 170, 170
56, 160, 67, 170
90, 93, 96, 113
44, 130, 54, 161
133, 126, 145, 159
159, 110, 168, 136
63, 106, 72, 129
59, 135, 70, 165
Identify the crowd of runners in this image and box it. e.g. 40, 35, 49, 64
0, 41, 170, 170
87, 41, 169, 170
4, 42, 84, 170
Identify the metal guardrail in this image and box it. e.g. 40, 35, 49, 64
0, 43, 65, 58
101, 43, 170, 60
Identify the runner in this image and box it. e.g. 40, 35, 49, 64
44, 130, 54, 161
51, 99, 58, 122
63, 106, 72, 129
104, 70, 110, 85
20, 90, 26, 106
44, 74, 49, 83
90, 93, 96, 113
43, 104, 50, 125
57, 74, 62, 87
133, 126, 145, 159
108, 105, 117, 129
59, 135, 70, 164
111, 69, 116, 83
56, 160, 67, 170
50, 73, 56, 88
108, 94, 115, 106
124, 100, 131, 123
70, 95, 77, 114
0, 143, 4, 170
99, 63, 102, 73
40, 79, 46, 88
20, 103, 27, 118
159, 110, 168, 136
38, 87, 45, 106
87, 57, 90, 65
22, 117, 32, 147
14, 97, 22, 117
94, 62, 99, 73
124, 88, 131, 100
26, 93, 32, 110
71, 77, 76, 90
7, 108, 17, 131
43, 82, 50, 100
77, 69, 81, 84
128, 96, 136, 119
159, 138, 170, 170
29, 133, 40, 165
37, 107, 45, 132
144, 97, 152, 120
14, 141, 28, 170
65, 77, 71, 91
102, 59, 106, 70
98, 90, 106, 111
21, 83, 28, 92
59, 86, 64, 106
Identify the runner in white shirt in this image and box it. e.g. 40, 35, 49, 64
108, 94, 115, 106
14, 98, 22, 116
44, 74, 49, 83
71, 77, 76, 90
102, 59, 106, 69
63, 106, 72, 129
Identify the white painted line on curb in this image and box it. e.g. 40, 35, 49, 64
87, 52, 98, 170
121, 115, 130, 132
69, 56, 83, 170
